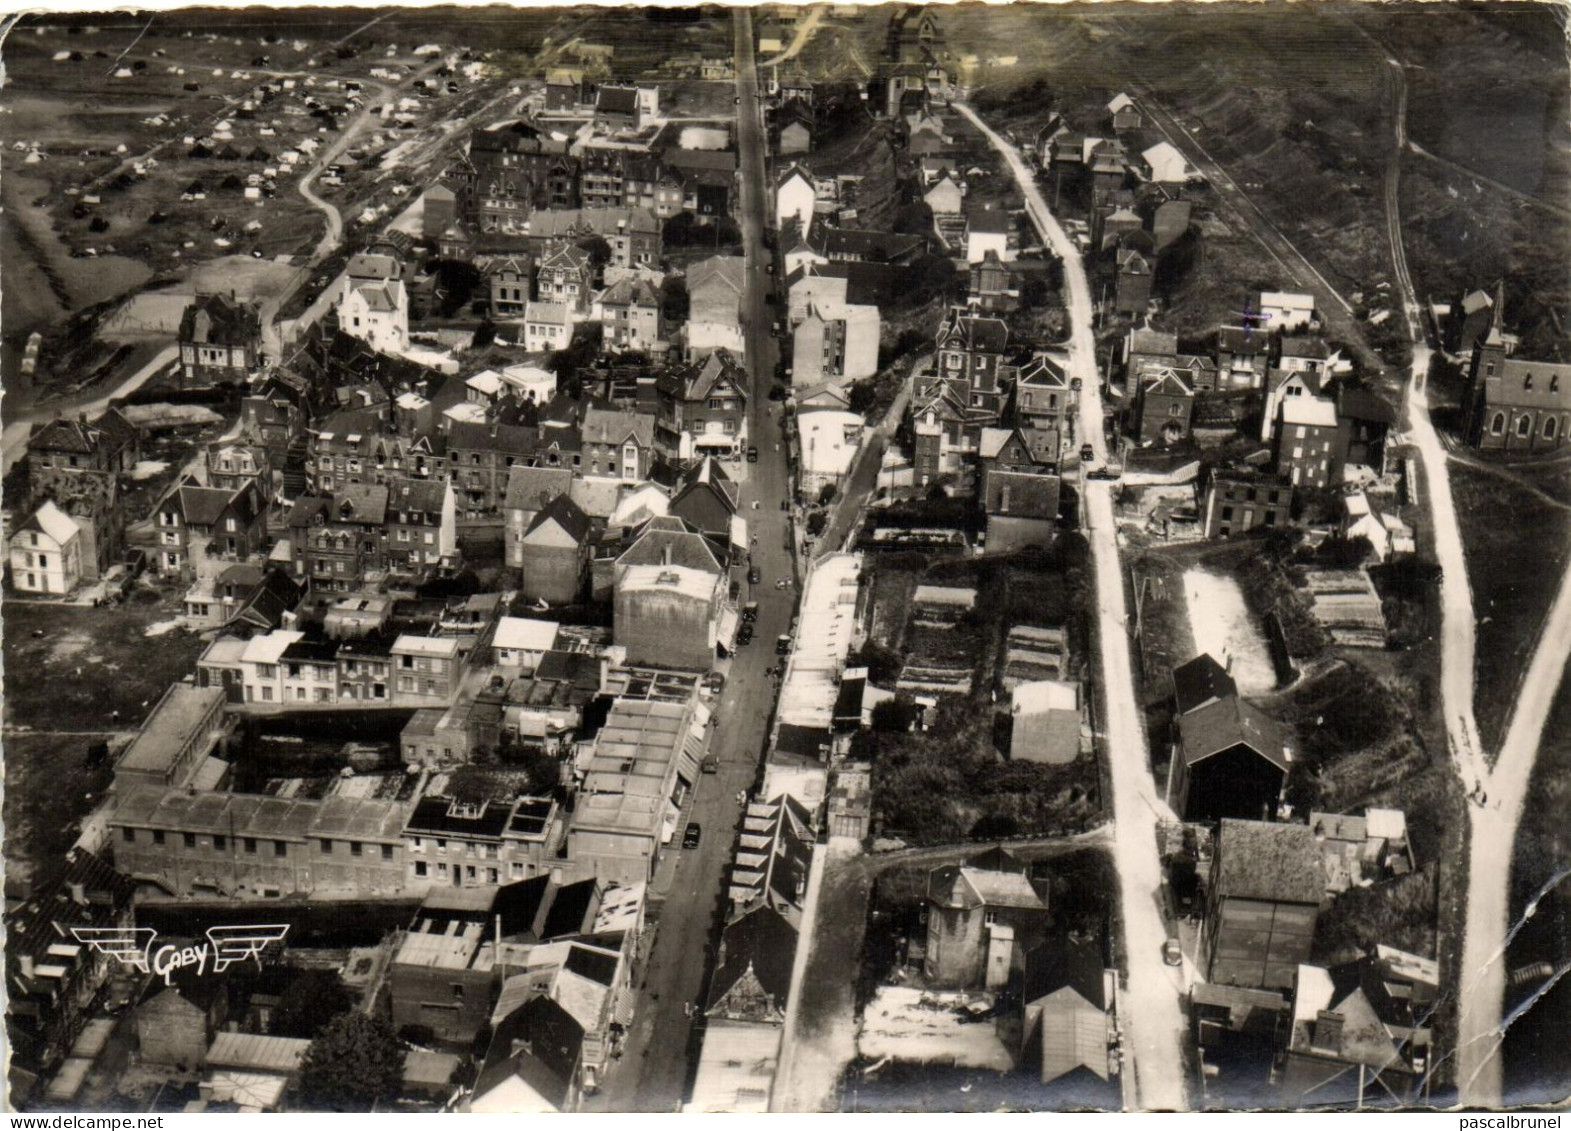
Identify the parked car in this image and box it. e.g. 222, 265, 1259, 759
747, 566, 761, 585
775, 634, 792, 655
1079, 443, 1095, 462
737, 623, 754, 645
729, 579, 741, 601
742, 601, 759, 623
747, 445, 759, 463
701, 755, 719, 775
1088, 467, 1120, 481
683, 822, 702, 849
1162, 938, 1183, 967
705, 671, 726, 694
769, 385, 788, 401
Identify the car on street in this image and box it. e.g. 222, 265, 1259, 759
737, 623, 754, 645
769, 385, 787, 401
705, 671, 725, 694
1080, 443, 1095, 462
742, 601, 759, 622
1162, 938, 1183, 966
776, 633, 792, 655
1088, 467, 1120, 481
747, 445, 759, 463
701, 755, 719, 774
747, 566, 761, 585
683, 822, 702, 849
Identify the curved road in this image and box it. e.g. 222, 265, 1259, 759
1378, 49, 1571, 1106
955, 100, 1190, 1114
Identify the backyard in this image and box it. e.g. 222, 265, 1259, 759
1, 589, 209, 889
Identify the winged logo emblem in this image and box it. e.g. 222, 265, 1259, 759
70, 924, 289, 984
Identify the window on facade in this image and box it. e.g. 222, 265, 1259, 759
1547, 417, 1560, 441
215, 836, 226, 851
1525, 374, 1535, 391
382, 844, 394, 861
245, 838, 258, 854
183, 833, 197, 848
1492, 412, 1506, 436
123, 827, 136, 843
152, 830, 166, 846
1518, 415, 1533, 438
351, 841, 363, 857
415, 861, 428, 877
274, 840, 287, 857
321, 839, 333, 854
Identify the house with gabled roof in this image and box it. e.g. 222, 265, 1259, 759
155, 477, 268, 580
287, 484, 390, 593
338, 272, 409, 356
487, 254, 534, 319
27, 408, 141, 498
776, 163, 817, 240
1172, 653, 1237, 717
471, 996, 585, 1113
1013, 350, 1074, 435
1203, 819, 1326, 990
9, 501, 83, 594
581, 405, 656, 481
504, 465, 575, 569
685, 254, 748, 361
597, 277, 664, 352
1168, 694, 1290, 823
536, 243, 593, 317
1108, 91, 1141, 131
669, 456, 739, 543
655, 348, 749, 461
1022, 932, 1118, 1091
384, 476, 456, 575
923, 847, 1050, 988
178, 292, 263, 387
519, 493, 592, 605
1133, 366, 1194, 445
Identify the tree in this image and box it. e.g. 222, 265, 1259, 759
817, 483, 837, 507
1018, 275, 1052, 311
576, 235, 612, 276
300, 1013, 402, 1111
848, 382, 877, 415
270, 969, 352, 1039
871, 694, 921, 734
894, 200, 933, 237
660, 275, 689, 324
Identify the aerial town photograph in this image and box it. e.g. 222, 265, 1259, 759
0, 0, 1567, 1115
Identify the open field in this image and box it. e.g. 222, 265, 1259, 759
1, 733, 116, 895
1449, 461, 1571, 752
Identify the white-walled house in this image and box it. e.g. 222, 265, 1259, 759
338, 276, 409, 355
793, 301, 880, 386
524, 302, 573, 353
9, 500, 83, 594
1140, 141, 1195, 185
776, 165, 817, 240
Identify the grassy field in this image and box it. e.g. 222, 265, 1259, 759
2, 590, 210, 889
1449, 460, 1571, 752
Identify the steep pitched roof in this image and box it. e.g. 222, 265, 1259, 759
179, 292, 261, 346
1172, 654, 1238, 715
706, 905, 798, 1014
16, 500, 81, 545
581, 405, 654, 448
936, 307, 1009, 354
526, 492, 592, 544
1177, 695, 1288, 771
475, 995, 584, 1111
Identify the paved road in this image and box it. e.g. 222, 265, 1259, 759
586, 9, 793, 1112
956, 101, 1190, 1113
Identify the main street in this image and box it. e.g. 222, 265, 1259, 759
956, 101, 1190, 1113
587, 8, 792, 1111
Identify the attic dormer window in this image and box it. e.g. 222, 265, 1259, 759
1553, 375, 1561, 394
1525, 374, 1534, 391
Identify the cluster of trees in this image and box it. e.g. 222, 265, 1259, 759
662, 211, 742, 248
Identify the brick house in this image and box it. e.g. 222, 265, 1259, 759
1274, 396, 1344, 489
154, 478, 268, 579
1132, 367, 1194, 445
536, 244, 593, 317
1459, 291, 1571, 453
27, 409, 141, 501
1201, 470, 1293, 540
488, 255, 534, 320
655, 348, 749, 462
580, 407, 655, 482
598, 278, 663, 352
287, 485, 390, 593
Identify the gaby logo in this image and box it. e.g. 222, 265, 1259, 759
71, 925, 290, 986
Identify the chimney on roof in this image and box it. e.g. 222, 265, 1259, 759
69, 881, 87, 906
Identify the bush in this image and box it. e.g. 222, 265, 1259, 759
851, 641, 905, 686
270, 969, 352, 1039
871, 694, 921, 733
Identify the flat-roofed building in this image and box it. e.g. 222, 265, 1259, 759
113, 684, 230, 793
108, 786, 410, 899
568, 697, 701, 884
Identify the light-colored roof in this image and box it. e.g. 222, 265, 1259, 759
1260, 291, 1316, 311
18, 500, 81, 546
618, 562, 721, 602
467, 370, 505, 396
240, 629, 304, 665
393, 633, 461, 657
494, 616, 561, 652
1108, 92, 1135, 113
1012, 679, 1077, 715
116, 685, 225, 775
526, 300, 569, 326
206, 1032, 311, 1074
1280, 396, 1339, 428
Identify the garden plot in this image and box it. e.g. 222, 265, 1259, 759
1183, 567, 1277, 693
857, 987, 1015, 1073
